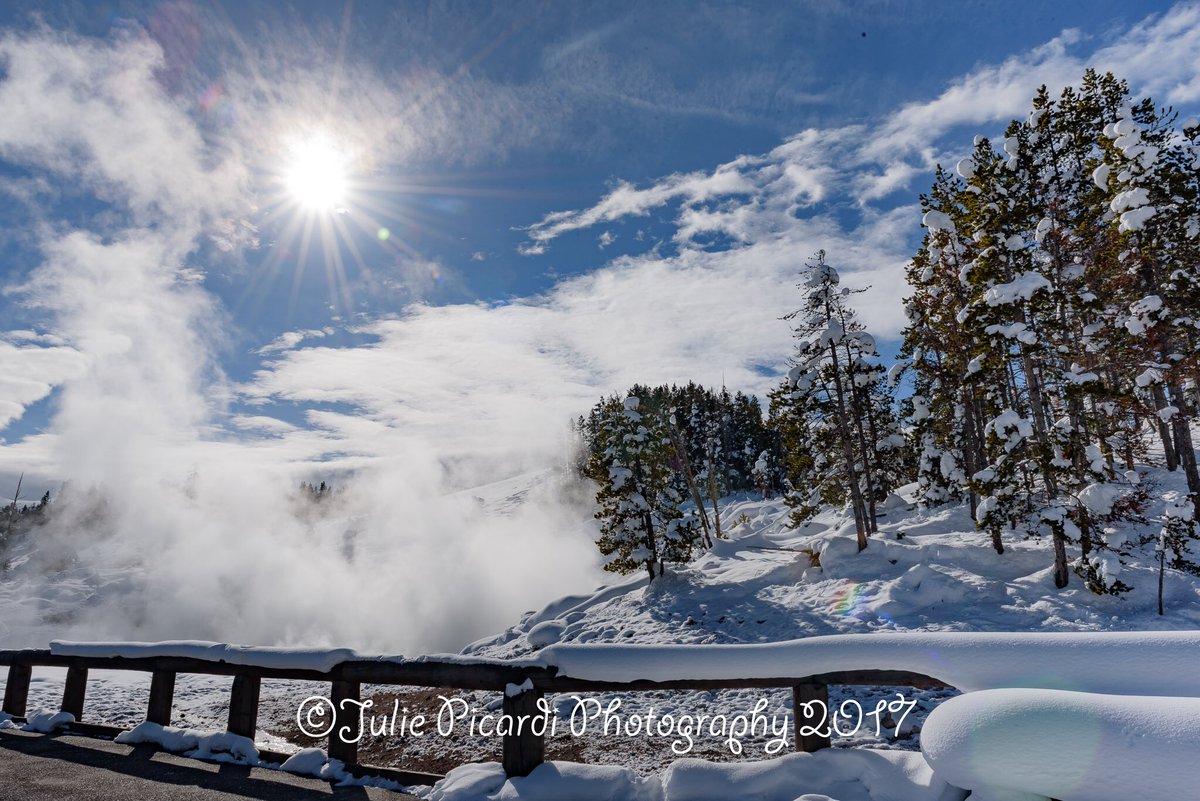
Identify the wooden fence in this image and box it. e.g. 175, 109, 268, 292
0, 648, 948, 784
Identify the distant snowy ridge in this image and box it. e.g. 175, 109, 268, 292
531, 630, 1200, 694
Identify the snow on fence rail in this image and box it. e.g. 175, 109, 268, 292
534, 630, 1200, 695
5, 631, 1196, 782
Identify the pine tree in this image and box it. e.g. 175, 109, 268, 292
587, 394, 701, 579
778, 251, 906, 549
903, 70, 1200, 592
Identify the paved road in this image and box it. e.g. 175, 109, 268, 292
0, 730, 416, 800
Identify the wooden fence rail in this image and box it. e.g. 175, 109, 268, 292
0, 648, 948, 782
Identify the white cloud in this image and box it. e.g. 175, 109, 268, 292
355, 255, 467, 304
1090, 4, 1200, 106
858, 5, 1200, 202
860, 29, 1087, 166
0, 28, 245, 235
230, 414, 298, 434
257, 329, 329, 355
522, 163, 761, 249
0, 341, 89, 429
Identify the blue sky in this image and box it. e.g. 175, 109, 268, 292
2, 0, 1199, 496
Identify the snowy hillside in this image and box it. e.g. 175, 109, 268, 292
468, 479, 1200, 665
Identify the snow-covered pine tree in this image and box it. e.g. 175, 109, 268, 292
1159, 498, 1199, 578
1096, 94, 1200, 498
901, 166, 987, 519
768, 376, 826, 525
770, 371, 838, 524
577, 382, 780, 546
751, 449, 776, 497
903, 70, 1200, 592
587, 394, 700, 580
778, 250, 905, 550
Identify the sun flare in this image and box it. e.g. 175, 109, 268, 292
283, 135, 350, 211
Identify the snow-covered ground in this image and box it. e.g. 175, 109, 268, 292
471, 483, 1200, 665
5, 463, 1200, 800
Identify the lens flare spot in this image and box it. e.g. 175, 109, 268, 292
377, 227, 390, 241
832, 581, 871, 617
198, 82, 224, 113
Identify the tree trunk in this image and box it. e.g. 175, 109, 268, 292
643, 512, 659, 581
1077, 513, 1092, 561
1158, 547, 1166, 616
961, 391, 981, 517
1150, 383, 1179, 471
849, 397, 879, 535
1052, 523, 1069, 588
1020, 347, 1051, 441
857, 370, 887, 535
827, 342, 868, 551
1166, 380, 1200, 496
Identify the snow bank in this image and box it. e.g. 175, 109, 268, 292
22, 710, 74, 733
532, 631, 1200, 695
280, 747, 331, 776
106, 725, 409, 792
426, 751, 963, 801
921, 688, 1200, 801
116, 721, 259, 762
660, 749, 963, 801
50, 640, 368, 672
429, 761, 655, 801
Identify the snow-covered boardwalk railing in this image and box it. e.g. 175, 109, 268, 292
0, 638, 951, 781
10, 632, 1195, 783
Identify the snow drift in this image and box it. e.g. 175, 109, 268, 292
921, 688, 1200, 801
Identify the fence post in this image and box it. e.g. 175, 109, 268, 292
227, 674, 261, 739
328, 680, 361, 766
793, 680, 831, 752
147, 670, 176, 726
61, 666, 88, 720
2, 663, 32, 718
502, 684, 545, 778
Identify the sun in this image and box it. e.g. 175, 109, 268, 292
283, 135, 351, 211
254, 124, 463, 320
